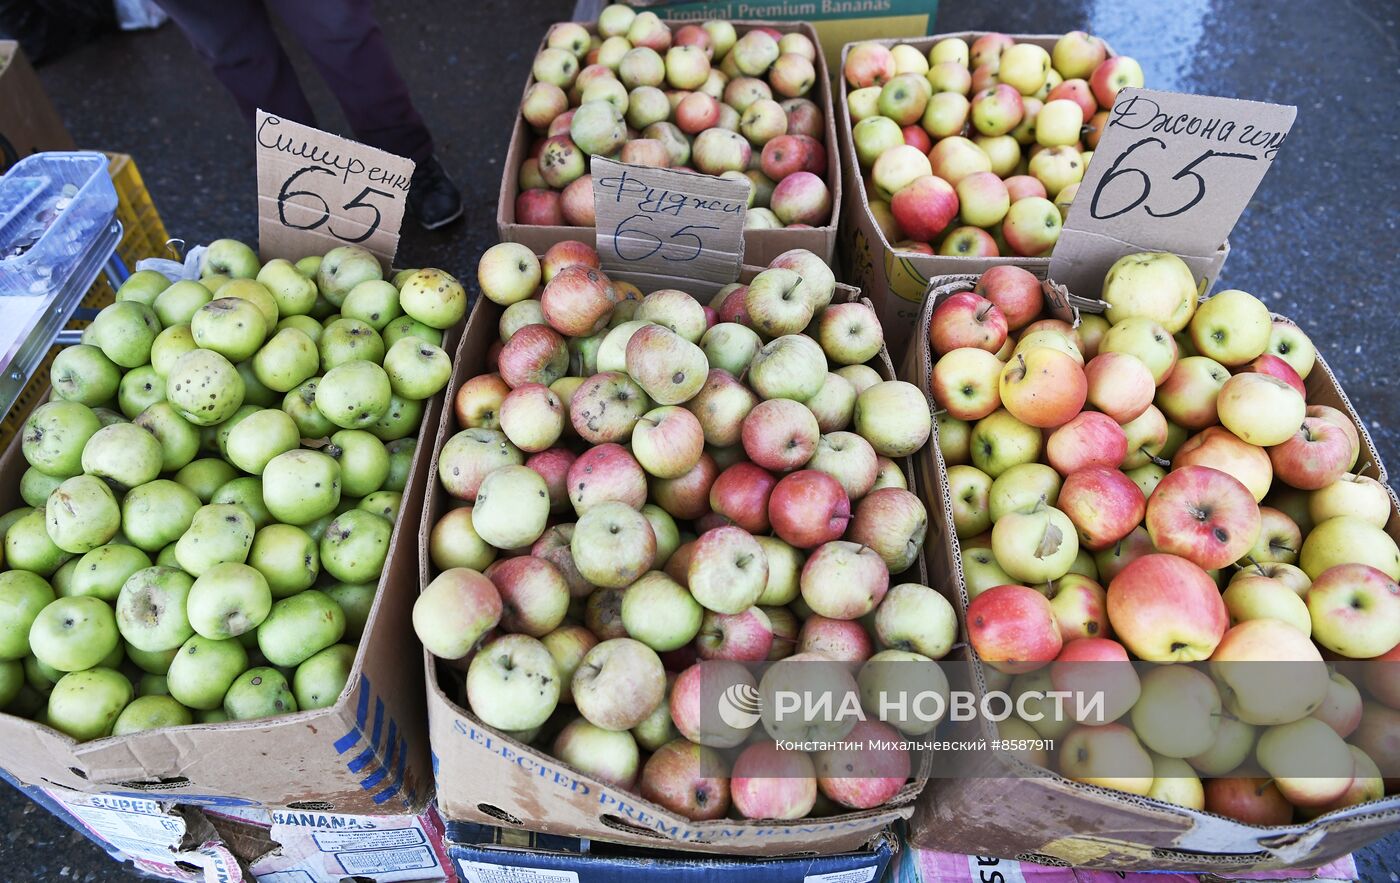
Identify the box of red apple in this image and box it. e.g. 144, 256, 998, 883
897, 258, 1399, 870
498, 10, 843, 267
836, 32, 1232, 357
411, 239, 963, 856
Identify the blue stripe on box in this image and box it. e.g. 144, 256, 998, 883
348, 746, 375, 774
371, 697, 385, 750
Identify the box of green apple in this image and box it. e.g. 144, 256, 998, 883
0, 239, 464, 814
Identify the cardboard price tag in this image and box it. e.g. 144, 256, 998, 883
1049, 88, 1296, 297
591, 156, 747, 289
255, 110, 416, 268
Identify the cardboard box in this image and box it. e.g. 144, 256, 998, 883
419, 268, 932, 856
0, 356, 455, 813
499, 20, 842, 268
898, 274, 1399, 872
0, 40, 76, 168
448, 820, 896, 882
835, 33, 1232, 360
571, 0, 941, 67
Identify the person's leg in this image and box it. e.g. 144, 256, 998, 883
152, 0, 315, 126
267, 0, 460, 228
265, 0, 431, 163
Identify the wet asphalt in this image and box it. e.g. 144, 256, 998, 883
2, 0, 1397, 878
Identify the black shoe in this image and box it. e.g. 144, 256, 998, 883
408, 156, 464, 230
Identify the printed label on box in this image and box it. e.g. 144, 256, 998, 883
457, 859, 581, 883
311, 825, 425, 852
336, 844, 437, 875
591, 156, 746, 288
805, 866, 880, 883
965, 855, 1029, 883
254, 109, 415, 268
1049, 87, 1295, 297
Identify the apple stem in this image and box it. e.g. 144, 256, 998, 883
1143, 448, 1170, 468
1031, 494, 1047, 515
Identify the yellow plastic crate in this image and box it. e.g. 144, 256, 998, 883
0, 153, 169, 447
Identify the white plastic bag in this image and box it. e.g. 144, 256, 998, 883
113, 0, 167, 30
135, 244, 205, 283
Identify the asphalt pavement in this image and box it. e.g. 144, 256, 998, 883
2, 0, 1398, 878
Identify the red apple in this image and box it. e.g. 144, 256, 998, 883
697, 607, 774, 661
890, 175, 958, 243
1106, 554, 1228, 662
1172, 426, 1273, 503
974, 265, 1043, 331
650, 452, 719, 520
797, 615, 873, 663
639, 739, 730, 821
708, 462, 777, 533
999, 347, 1088, 428
1204, 777, 1293, 826
1145, 466, 1261, 570
768, 470, 851, 549
741, 398, 820, 472
1058, 466, 1145, 551
1084, 352, 1155, 423
814, 718, 911, 808
966, 584, 1063, 674
1046, 573, 1110, 643
498, 324, 569, 389
1268, 416, 1354, 491
1047, 412, 1128, 475
516, 189, 564, 225
1246, 353, 1306, 397
568, 442, 648, 513
929, 292, 1008, 355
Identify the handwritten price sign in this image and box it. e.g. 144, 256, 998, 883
591, 157, 747, 290
1050, 89, 1295, 297
254, 111, 416, 267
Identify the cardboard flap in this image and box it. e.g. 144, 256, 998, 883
255, 110, 415, 268
1050, 88, 1294, 297
592, 156, 747, 286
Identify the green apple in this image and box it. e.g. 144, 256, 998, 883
116, 269, 172, 305
0, 571, 55, 660
252, 327, 319, 393
341, 280, 402, 331
191, 297, 267, 361
45, 475, 120, 553
88, 301, 162, 368
213, 278, 279, 331
368, 393, 423, 441
153, 281, 213, 327
256, 258, 318, 317
174, 504, 255, 577
201, 238, 260, 279
383, 438, 416, 493
319, 510, 391, 583
399, 268, 466, 329
69, 544, 151, 602
150, 325, 198, 378
295, 255, 322, 277
25, 654, 62, 692
79, 424, 161, 491
620, 571, 702, 651
132, 403, 199, 473
991, 502, 1079, 584
6, 508, 72, 575
29, 595, 119, 671
472, 465, 550, 550
19, 467, 63, 508
248, 524, 319, 598
324, 582, 374, 640
989, 463, 1062, 520
174, 459, 237, 503
0, 658, 23, 707
186, 562, 272, 639
263, 449, 341, 525
319, 318, 386, 370
257, 590, 346, 667
223, 408, 299, 476
121, 480, 200, 552
283, 379, 336, 439
357, 491, 400, 524
23, 400, 101, 478
1300, 516, 1400, 580
383, 337, 452, 400
166, 634, 248, 710
329, 430, 389, 498
115, 565, 195, 651
47, 668, 132, 740
1186, 715, 1256, 776
112, 694, 192, 734
166, 349, 246, 426
117, 366, 165, 419
316, 245, 383, 307
970, 409, 1043, 477
50, 345, 120, 406
382, 315, 443, 349
223, 666, 297, 720
316, 361, 392, 430
293, 643, 355, 710
1130, 665, 1221, 758
277, 314, 324, 344
1101, 252, 1199, 333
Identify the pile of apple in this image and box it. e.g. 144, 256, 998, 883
0, 239, 464, 742
516, 6, 832, 230
929, 255, 1399, 822
843, 32, 1143, 257
414, 239, 945, 822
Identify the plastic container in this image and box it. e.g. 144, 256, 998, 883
0, 151, 118, 296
